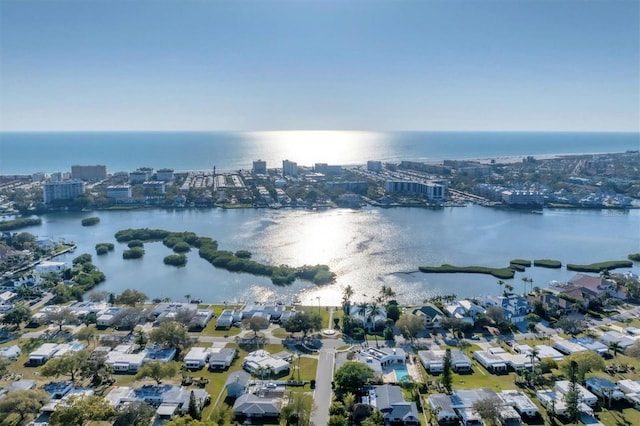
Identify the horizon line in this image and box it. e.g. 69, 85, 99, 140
1, 129, 639, 134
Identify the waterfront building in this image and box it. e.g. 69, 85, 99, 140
282, 160, 298, 177
71, 165, 107, 182
252, 160, 267, 174
42, 180, 85, 204
314, 163, 342, 175
106, 185, 132, 199
501, 190, 544, 206
129, 169, 150, 184
358, 347, 406, 375
156, 168, 175, 182
35, 261, 66, 283
384, 179, 447, 201
143, 181, 166, 194
444, 300, 486, 325
483, 295, 531, 325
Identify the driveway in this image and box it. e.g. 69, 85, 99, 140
310, 347, 335, 426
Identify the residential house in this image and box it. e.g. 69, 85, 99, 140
105, 385, 210, 419
358, 347, 406, 375
349, 305, 388, 332
0, 345, 21, 360
484, 295, 531, 325
617, 379, 640, 409
363, 385, 420, 425
444, 300, 486, 325
536, 389, 594, 417
430, 388, 521, 426
418, 349, 472, 373
225, 371, 250, 399
427, 394, 458, 423
552, 337, 588, 355
216, 309, 242, 329
96, 307, 123, 327
208, 348, 237, 370
27, 343, 84, 366
585, 378, 625, 401
183, 347, 211, 370
554, 380, 598, 406
233, 393, 282, 420
409, 304, 445, 328
242, 350, 290, 376
498, 390, 539, 417
599, 331, 636, 352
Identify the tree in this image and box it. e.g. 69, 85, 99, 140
0, 389, 49, 424
188, 390, 201, 420
497, 279, 504, 296
395, 313, 424, 342
149, 320, 191, 353
386, 303, 400, 322
113, 400, 156, 426
561, 351, 605, 382
485, 306, 505, 325
342, 285, 354, 314
45, 308, 78, 332
608, 341, 622, 358
165, 416, 217, 425
41, 349, 89, 383
280, 392, 314, 426
441, 348, 453, 394
564, 360, 581, 424
334, 362, 374, 395
626, 340, 640, 359
74, 326, 96, 347
378, 285, 396, 304
472, 397, 502, 426
209, 404, 233, 426
2, 304, 32, 329
115, 289, 148, 306
282, 311, 322, 337
556, 316, 587, 336
111, 307, 144, 330
135, 361, 178, 384
0, 355, 11, 376
244, 315, 270, 336
50, 395, 115, 426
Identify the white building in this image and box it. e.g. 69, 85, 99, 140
156, 168, 175, 182
554, 380, 598, 406
282, 160, 298, 178
184, 347, 211, 370
444, 300, 486, 325
367, 161, 382, 172
208, 348, 237, 370
96, 307, 123, 327
35, 261, 66, 283
418, 349, 472, 373
359, 347, 406, 375
585, 378, 625, 401
552, 337, 588, 355
498, 390, 539, 417
43, 180, 85, 204
106, 185, 132, 199
242, 350, 290, 376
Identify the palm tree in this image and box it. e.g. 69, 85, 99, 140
368, 302, 383, 347
529, 347, 540, 386
497, 280, 505, 296
521, 277, 533, 296
504, 284, 514, 296
608, 341, 622, 358
185, 294, 191, 303
342, 285, 354, 314
379, 285, 396, 304
357, 300, 369, 345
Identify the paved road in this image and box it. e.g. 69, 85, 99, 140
310, 348, 335, 426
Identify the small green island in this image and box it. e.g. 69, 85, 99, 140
95, 242, 115, 255
566, 260, 633, 273
0, 217, 42, 231
534, 259, 562, 268
114, 228, 335, 286
418, 264, 515, 279
81, 216, 100, 226
123, 247, 145, 259
164, 254, 187, 267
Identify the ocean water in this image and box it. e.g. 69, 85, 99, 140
1, 131, 638, 174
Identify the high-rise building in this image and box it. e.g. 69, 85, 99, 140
71, 165, 107, 181
156, 168, 175, 182
43, 180, 85, 204
282, 160, 298, 177
367, 161, 382, 172
253, 160, 267, 175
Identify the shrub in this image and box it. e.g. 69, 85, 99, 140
81, 217, 100, 226
164, 254, 187, 267
127, 240, 144, 248
172, 241, 191, 253
629, 253, 640, 262
123, 247, 145, 259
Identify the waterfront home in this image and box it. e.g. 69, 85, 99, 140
233, 393, 282, 421
418, 349, 472, 373
444, 300, 486, 325
568, 274, 626, 300
349, 305, 388, 332
183, 347, 210, 370
585, 377, 625, 401
216, 308, 242, 329
242, 350, 290, 376
362, 385, 420, 425
498, 390, 539, 417
554, 380, 598, 406
35, 261, 66, 283
408, 304, 445, 328
241, 304, 292, 322
208, 347, 237, 370
483, 295, 531, 325
430, 388, 520, 426
358, 347, 406, 375
225, 370, 250, 399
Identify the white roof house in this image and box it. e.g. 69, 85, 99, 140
242, 350, 290, 375
358, 347, 406, 375
208, 348, 237, 370
184, 347, 211, 370
349, 305, 387, 331
536, 389, 594, 416
444, 300, 486, 325
104, 347, 146, 373
585, 378, 625, 400
28, 343, 85, 366
498, 390, 539, 417
418, 349, 472, 373
552, 337, 588, 355
96, 307, 123, 327
554, 380, 598, 406
534, 345, 565, 362
0, 345, 21, 360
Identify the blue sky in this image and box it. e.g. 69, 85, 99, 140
0, 0, 638, 131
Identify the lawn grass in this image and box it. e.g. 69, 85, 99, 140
271, 327, 289, 339
597, 406, 640, 426
198, 318, 242, 337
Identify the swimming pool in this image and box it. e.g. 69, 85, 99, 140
394, 367, 409, 382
